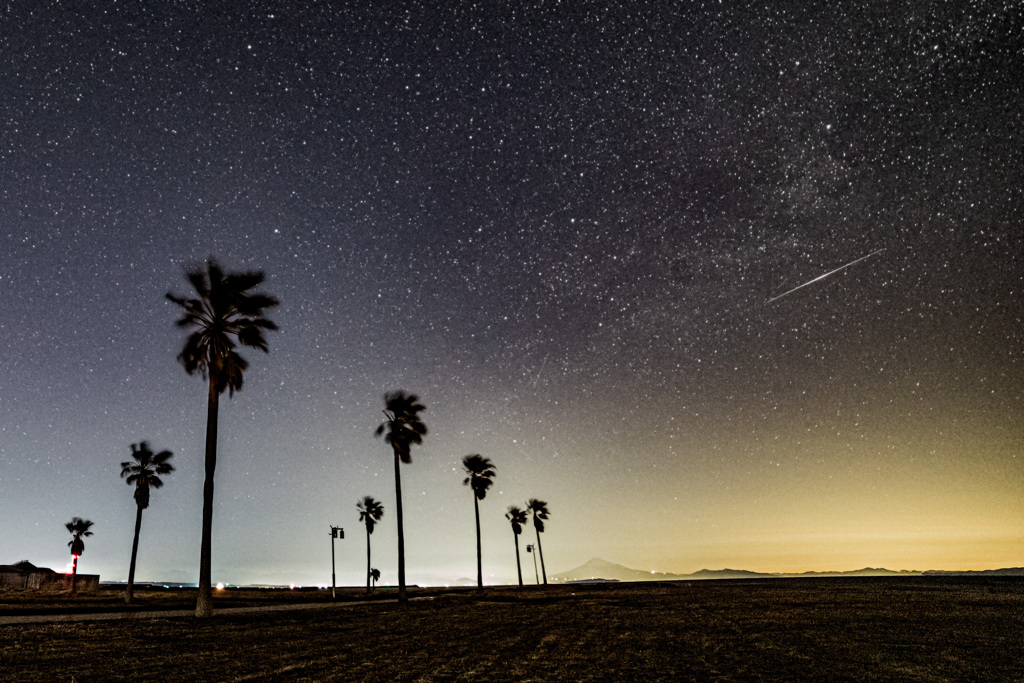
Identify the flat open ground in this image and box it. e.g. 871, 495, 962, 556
1, 578, 1021, 681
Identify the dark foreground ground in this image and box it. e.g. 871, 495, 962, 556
1, 578, 1021, 681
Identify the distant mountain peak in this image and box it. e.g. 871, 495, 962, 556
552, 557, 688, 583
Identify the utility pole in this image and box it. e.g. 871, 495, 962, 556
527, 544, 539, 585
330, 525, 344, 599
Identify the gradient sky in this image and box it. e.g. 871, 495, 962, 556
1, 1, 1021, 587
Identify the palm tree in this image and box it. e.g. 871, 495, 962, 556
527, 499, 550, 584
167, 259, 278, 617
357, 496, 385, 594
506, 505, 528, 587
374, 390, 427, 604
370, 567, 381, 591
462, 454, 496, 589
120, 441, 174, 604
65, 517, 94, 594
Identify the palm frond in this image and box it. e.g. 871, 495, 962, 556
235, 323, 270, 351
236, 293, 279, 314
248, 317, 278, 329
222, 269, 265, 291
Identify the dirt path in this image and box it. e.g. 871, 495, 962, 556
0, 598, 399, 625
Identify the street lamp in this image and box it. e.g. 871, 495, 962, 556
526, 544, 540, 585
330, 525, 344, 599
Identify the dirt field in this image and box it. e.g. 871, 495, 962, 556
1, 578, 1021, 681
0, 584, 386, 616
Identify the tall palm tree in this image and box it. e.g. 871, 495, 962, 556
374, 390, 427, 604
357, 496, 385, 594
506, 505, 528, 587
120, 441, 174, 604
527, 499, 550, 584
167, 259, 278, 617
462, 454, 496, 589
65, 517, 94, 594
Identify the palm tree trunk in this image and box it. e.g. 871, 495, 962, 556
393, 449, 407, 603
514, 533, 523, 587
474, 495, 482, 589
125, 504, 144, 604
535, 528, 547, 585
196, 377, 220, 618
365, 524, 372, 594
70, 554, 79, 594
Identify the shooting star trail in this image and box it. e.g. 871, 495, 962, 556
531, 355, 549, 388
767, 249, 885, 304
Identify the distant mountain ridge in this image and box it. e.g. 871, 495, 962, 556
551, 558, 1024, 583
921, 567, 1024, 577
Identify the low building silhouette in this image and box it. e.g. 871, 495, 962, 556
0, 560, 99, 590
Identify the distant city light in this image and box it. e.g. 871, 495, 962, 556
216, 582, 225, 590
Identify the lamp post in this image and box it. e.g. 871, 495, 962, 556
330, 525, 344, 599
526, 544, 539, 585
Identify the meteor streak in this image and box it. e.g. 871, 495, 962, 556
767, 249, 885, 304
531, 355, 549, 388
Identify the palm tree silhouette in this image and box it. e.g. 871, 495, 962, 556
167, 259, 278, 617
527, 499, 550, 584
462, 454, 496, 589
374, 390, 427, 604
65, 517, 94, 594
119, 441, 174, 604
370, 567, 381, 591
505, 505, 528, 587
357, 496, 385, 594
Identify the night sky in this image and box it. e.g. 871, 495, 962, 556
2, 1, 1021, 587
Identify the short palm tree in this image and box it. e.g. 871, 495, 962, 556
370, 567, 381, 591
374, 391, 427, 603
357, 496, 385, 594
120, 441, 174, 604
65, 517, 94, 593
506, 505, 528, 587
462, 454, 496, 589
167, 259, 278, 617
527, 499, 550, 584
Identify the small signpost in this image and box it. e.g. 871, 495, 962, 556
330, 526, 344, 599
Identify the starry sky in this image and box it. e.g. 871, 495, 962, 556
1, 1, 1021, 587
